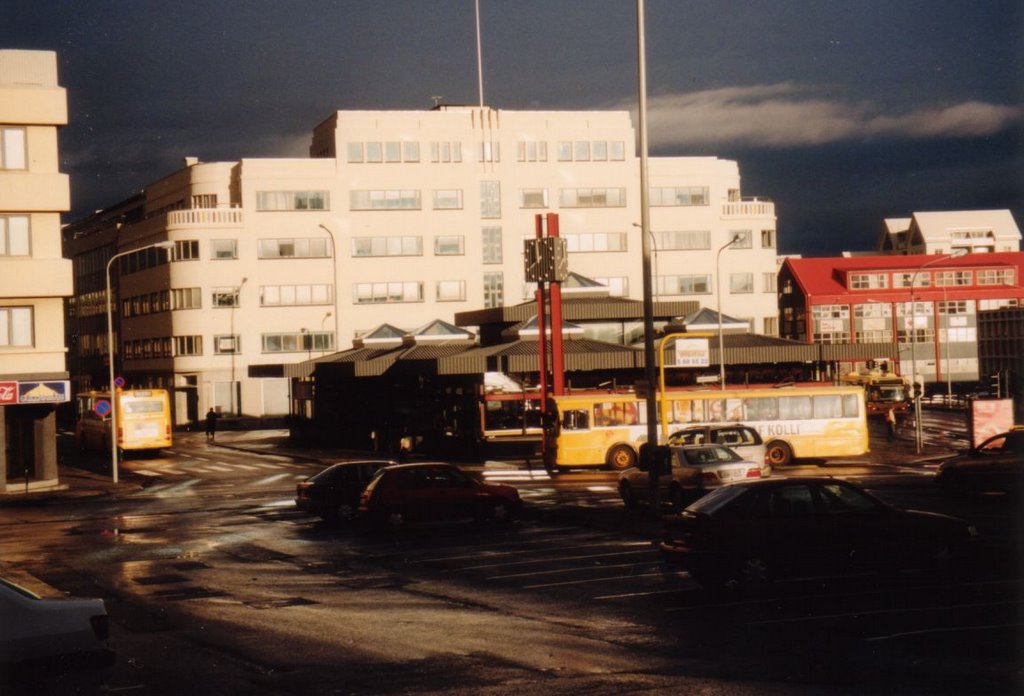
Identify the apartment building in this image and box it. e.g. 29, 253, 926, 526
0, 50, 73, 493
64, 106, 778, 423
779, 252, 1024, 391
878, 210, 1021, 255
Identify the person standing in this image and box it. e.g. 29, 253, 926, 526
206, 408, 219, 441
885, 406, 897, 441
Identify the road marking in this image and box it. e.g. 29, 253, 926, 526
491, 557, 657, 580
253, 473, 291, 485
202, 464, 233, 472
232, 463, 260, 471
867, 621, 1024, 642
468, 546, 654, 572
132, 470, 162, 477
252, 462, 283, 469
524, 571, 664, 589
746, 599, 1024, 627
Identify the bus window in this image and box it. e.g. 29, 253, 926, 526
725, 398, 744, 421
812, 394, 842, 419
744, 396, 778, 421
842, 394, 861, 417
562, 409, 589, 430
779, 395, 812, 420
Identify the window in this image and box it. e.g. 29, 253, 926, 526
353, 282, 424, 304
977, 269, 1015, 286
0, 306, 32, 346
261, 332, 334, 353
365, 142, 382, 162
761, 229, 776, 248
430, 141, 463, 163
0, 215, 29, 256
483, 272, 503, 308
556, 140, 624, 162
519, 189, 548, 208
260, 284, 332, 306
935, 270, 972, 287
346, 142, 363, 163
649, 187, 709, 206
656, 274, 711, 295
433, 189, 463, 210
763, 317, 778, 336
477, 141, 500, 162
256, 191, 329, 211
351, 236, 422, 257
894, 272, 930, 288
482, 227, 503, 264
480, 181, 501, 218
214, 335, 240, 354
656, 230, 709, 250
211, 287, 240, 308
211, 239, 237, 260
191, 193, 217, 208
763, 272, 778, 293
0, 127, 26, 169
850, 273, 888, 290
171, 288, 201, 310
516, 141, 548, 162
350, 190, 421, 210
436, 280, 466, 302
559, 188, 626, 208
563, 232, 627, 252
728, 230, 752, 248
730, 273, 754, 294
574, 141, 590, 161
258, 238, 329, 258
173, 240, 200, 261
434, 236, 465, 256
173, 335, 202, 356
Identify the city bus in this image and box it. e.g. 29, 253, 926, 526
542, 383, 868, 472
76, 389, 173, 454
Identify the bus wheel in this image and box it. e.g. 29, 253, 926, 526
606, 445, 637, 471
765, 441, 792, 467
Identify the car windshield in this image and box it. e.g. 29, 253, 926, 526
680, 446, 741, 465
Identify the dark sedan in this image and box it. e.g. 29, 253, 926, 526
295, 460, 396, 521
358, 462, 521, 532
936, 429, 1024, 496
660, 477, 979, 591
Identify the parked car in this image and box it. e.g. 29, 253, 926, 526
667, 423, 771, 476
936, 429, 1024, 496
358, 462, 521, 531
0, 576, 115, 694
296, 460, 397, 521
618, 444, 762, 510
659, 477, 979, 591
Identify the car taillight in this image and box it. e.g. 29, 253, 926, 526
90, 614, 110, 641
701, 471, 719, 483
745, 468, 761, 478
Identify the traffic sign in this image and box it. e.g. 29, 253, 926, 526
94, 399, 112, 417
114, 376, 126, 388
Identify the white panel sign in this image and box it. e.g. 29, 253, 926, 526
674, 338, 710, 367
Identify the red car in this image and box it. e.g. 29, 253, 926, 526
358, 462, 521, 531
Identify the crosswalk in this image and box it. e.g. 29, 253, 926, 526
124, 449, 316, 491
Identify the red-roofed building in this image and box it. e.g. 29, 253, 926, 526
779, 252, 1024, 392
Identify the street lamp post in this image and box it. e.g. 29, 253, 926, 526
106, 240, 175, 483
317, 224, 341, 352
716, 234, 741, 389
907, 251, 965, 453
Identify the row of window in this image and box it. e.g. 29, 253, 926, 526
0, 306, 32, 346
343, 139, 629, 165
0, 127, 26, 169
122, 331, 337, 358
0, 215, 30, 255
849, 268, 1016, 290
122, 285, 339, 316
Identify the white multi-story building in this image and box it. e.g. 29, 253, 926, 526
879, 210, 1021, 255
65, 106, 778, 423
1, 50, 73, 492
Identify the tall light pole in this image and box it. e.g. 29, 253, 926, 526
106, 240, 175, 483
907, 250, 965, 453
716, 234, 741, 389
229, 277, 247, 416
318, 223, 341, 351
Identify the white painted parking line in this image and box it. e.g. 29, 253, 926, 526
132, 470, 162, 477
252, 462, 283, 470
524, 571, 664, 589
232, 463, 260, 471
159, 466, 188, 475
490, 556, 655, 580
253, 473, 291, 485
203, 464, 233, 472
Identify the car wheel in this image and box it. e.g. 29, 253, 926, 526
724, 556, 772, 594
765, 440, 793, 467
335, 502, 357, 522
606, 445, 637, 471
619, 481, 636, 508
489, 500, 515, 524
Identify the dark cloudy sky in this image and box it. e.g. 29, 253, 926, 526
4, 0, 1022, 255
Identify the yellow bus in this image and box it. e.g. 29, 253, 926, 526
76, 389, 173, 453
543, 384, 868, 471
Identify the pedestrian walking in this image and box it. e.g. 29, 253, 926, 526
885, 406, 897, 441
206, 408, 219, 441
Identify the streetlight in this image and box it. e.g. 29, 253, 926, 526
907, 250, 966, 453
106, 240, 175, 483
716, 234, 741, 389
318, 223, 341, 351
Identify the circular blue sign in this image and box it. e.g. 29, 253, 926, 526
94, 399, 112, 417
114, 376, 126, 388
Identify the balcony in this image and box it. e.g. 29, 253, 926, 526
721, 198, 775, 219
167, 208, 244, 227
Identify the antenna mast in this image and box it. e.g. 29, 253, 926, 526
475, 0, 485, 106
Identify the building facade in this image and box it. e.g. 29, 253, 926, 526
0, 50, 73, 493
779, 252, 1024, 392
878, 210, 1021, 255
64, 106, 779, 423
